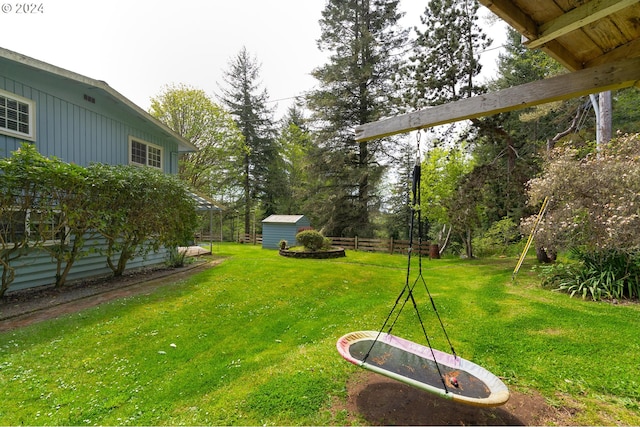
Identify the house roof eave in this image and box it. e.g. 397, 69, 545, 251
0, 46, 197, 153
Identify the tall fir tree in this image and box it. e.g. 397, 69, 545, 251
408, 0, 490, 257
278, 103, 313, 215
218, 47, 281, 233
408, 0, 490, 109
470, 27, 564, 226
382, 138, 415, 240
306, 0, 409, 237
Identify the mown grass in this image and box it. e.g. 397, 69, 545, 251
1, 243, 639, 425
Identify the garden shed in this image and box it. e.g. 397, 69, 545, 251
262, 215, 311, 249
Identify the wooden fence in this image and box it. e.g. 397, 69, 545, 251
238, 233, 263, 245
329, 236, 434, 256
238, 234, 438, 257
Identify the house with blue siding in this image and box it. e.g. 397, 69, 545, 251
0, 47, 197, 292
262, 215, 311, 249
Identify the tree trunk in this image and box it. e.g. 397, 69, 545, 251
464, 228, 474, 258
106, 241, 132, 277
535, 245, 556, 263
243, 152, 251, 235
0, 262, 15, 298
438, 224, 452, 254
597, 90, 612, 147
547, 103, 583, 153
55, 238, 83, 287
115, 247, 131, 277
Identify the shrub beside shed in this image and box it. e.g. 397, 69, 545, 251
262, 215, 311, 249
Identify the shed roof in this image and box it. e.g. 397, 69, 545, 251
262, 215, 307, 224
0, 46, 197, 153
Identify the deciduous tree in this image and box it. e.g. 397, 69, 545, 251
149, 84, 246, 198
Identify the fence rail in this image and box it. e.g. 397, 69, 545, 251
238, 233, 263, 245
237, 234, 438, 257
330, 236, 434, 256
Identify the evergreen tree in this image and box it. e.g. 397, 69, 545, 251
490, 27, 571, 151
306, 0, 409, 237
278, 103, 313, 215
469, 27, 564, 228
381, 138, 415, 240
407, 0, 489, 256
218, 47, 281, 233
408, 0, 490, 109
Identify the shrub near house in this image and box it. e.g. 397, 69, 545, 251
0, 144, 198, 297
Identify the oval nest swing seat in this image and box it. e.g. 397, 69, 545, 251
336, 146, 509, 408
337, 330, 510, 408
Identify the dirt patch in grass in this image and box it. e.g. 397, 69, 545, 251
333, 370, 578, 426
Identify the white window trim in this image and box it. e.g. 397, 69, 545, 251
27, 209, 68, 246
0, 208, 68, 248
0, 88, 36, 141
128, 136, 163, 170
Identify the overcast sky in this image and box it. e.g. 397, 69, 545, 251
1, 0, 505, 119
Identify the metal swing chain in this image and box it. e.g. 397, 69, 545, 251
380, 132, 423, 334
413, 132, 457, 361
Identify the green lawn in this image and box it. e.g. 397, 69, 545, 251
1, 243, 639, 425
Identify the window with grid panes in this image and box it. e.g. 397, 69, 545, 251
0, 209, 66, 246
129, 137, 163, 170
0, 89, 35, 140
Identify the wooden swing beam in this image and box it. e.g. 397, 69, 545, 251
354, 57, 640, 142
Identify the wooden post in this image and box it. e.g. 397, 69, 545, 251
429, 243, 441, 259
355, 236, 359, 251
598, 90, 612, 147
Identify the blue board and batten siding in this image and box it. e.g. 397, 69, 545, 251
9, 241, 169, 293
262, 215, 311, 249
1, 48, 194, 293
0, 74, 179, 173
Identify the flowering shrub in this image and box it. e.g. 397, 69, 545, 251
524, 133, 640, 252
524, 134, 640, 300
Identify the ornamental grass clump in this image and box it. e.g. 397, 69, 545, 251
540, 247, 640, 301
